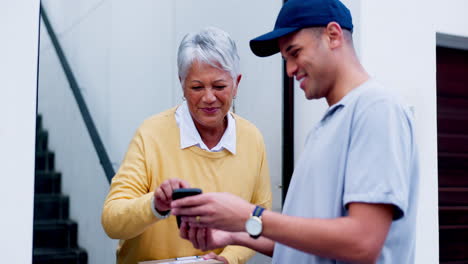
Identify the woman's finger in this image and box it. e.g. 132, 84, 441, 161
169, 178, 182, 193
202, 252, 217, 260
154, 188, 171, 211
160, 182, 174, 202
155, 187, 168, 202
179, 179, 191, 188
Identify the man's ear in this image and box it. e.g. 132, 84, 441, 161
326, 22, 344, 49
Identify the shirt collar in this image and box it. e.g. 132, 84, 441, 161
321, 79, 374, 122
175, 101, 237, 154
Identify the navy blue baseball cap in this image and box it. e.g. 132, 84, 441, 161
250, 0, 353, 57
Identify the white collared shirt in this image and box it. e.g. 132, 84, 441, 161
175, 101, 236, 154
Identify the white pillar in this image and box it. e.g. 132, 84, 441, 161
0, 1, 40, 262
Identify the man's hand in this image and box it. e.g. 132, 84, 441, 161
171, 192, 255, 232
153, 178, 190, 212
179, 222, 234, 251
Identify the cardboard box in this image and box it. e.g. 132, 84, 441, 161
139, 256, 223, 264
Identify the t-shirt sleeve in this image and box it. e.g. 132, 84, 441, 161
343, 99, 414, 220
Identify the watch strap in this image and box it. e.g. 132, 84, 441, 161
253, 205, 265, 217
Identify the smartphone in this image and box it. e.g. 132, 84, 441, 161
172, 188, 202, 228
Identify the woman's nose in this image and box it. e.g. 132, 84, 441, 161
202, 88, 216, 103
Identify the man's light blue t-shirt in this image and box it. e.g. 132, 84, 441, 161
272, 80, 419, 263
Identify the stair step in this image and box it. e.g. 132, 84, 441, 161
35, 171, 61, 194
36, 130, 49, 153
34, 194, 69, 220
33, 115, 88, 262
35, 151, 55, 171
33, 220, 78, 249
439, 188, 468, 206
36, 115, 43, 131
440, 226, 468, 261
33, 248, 87, 264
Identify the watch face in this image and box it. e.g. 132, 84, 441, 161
246, 217, 262, 236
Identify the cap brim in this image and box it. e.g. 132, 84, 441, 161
249, 27, 299, 57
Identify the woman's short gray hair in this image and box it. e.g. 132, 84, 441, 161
177, 27, 240, 84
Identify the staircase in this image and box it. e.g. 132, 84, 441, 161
33, 115, 88, 264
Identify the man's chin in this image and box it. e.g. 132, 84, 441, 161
304, 91, 315, 100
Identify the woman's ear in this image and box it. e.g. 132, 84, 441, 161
180, 77, 187, 97
236, 74, 242, 87
233, 74, 242, 97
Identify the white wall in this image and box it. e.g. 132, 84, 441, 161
38, 0, 282, 263
0, 1, 40, 263
435, 0, 468, 37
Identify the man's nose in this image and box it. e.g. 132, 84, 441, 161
286, 60, 297, 78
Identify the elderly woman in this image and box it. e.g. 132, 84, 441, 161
101, 27, 272, 264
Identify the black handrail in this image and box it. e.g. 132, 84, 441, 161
282, 0, 294, 205
40, 4, 115, 183
282, 60, 294, 205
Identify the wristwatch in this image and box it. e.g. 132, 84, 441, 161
245, 206, 265, 239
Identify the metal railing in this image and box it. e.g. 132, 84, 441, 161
282, 0, 294, 205
40, 4, 115, 183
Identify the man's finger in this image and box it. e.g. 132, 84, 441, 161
188, 226, 199, 249
179, 221, 189, 239
197, 228, 207, 251
171, 194, 208, 208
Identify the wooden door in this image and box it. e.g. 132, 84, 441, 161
437, 46, 468, 263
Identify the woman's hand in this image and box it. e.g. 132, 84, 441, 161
153, 178, 190, 212
202, 252, 229, 264
171, 192, 255, 232
179, 222, 234, 251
